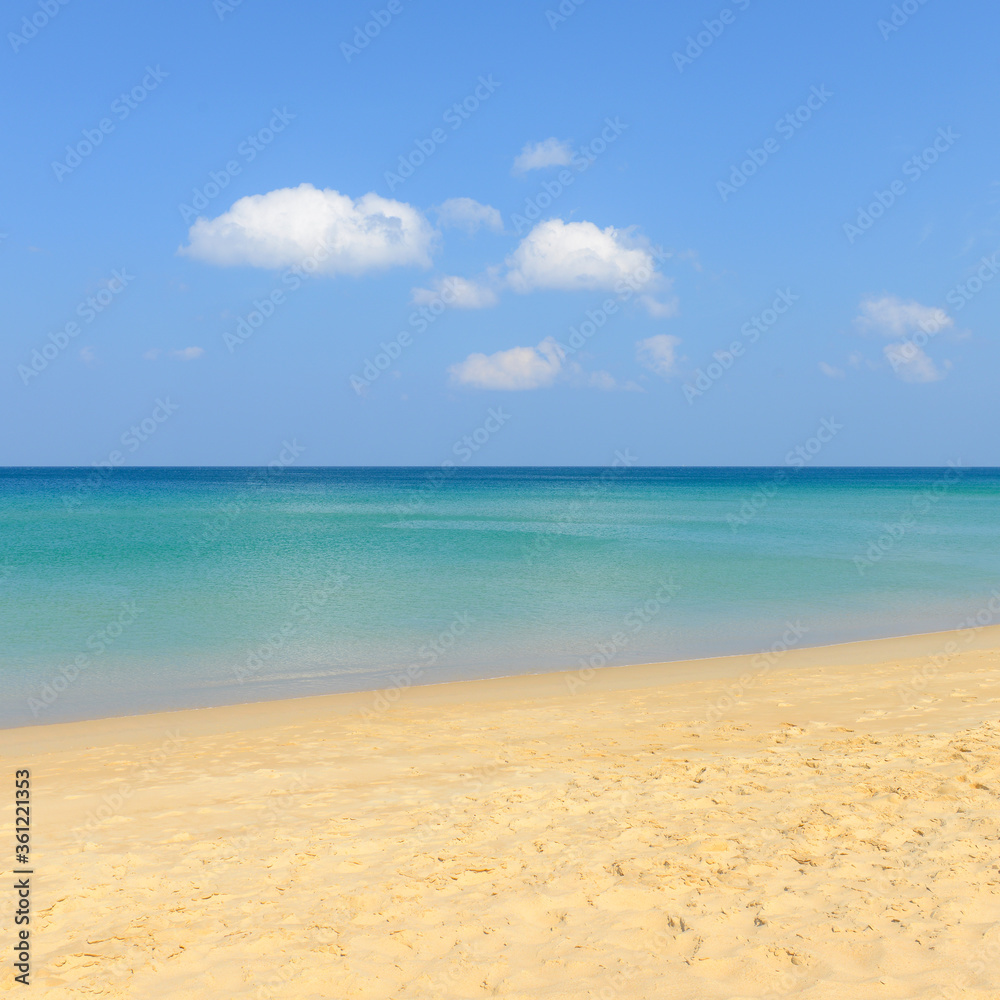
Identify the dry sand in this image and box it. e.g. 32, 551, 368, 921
3, 627, 1000, 998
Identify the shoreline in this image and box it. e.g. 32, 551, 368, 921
5, 620, 1000, 749
4, 620, 1000, 995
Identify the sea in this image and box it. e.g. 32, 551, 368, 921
1, 466, 998, 727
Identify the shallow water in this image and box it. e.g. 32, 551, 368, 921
1, 466, 998, 726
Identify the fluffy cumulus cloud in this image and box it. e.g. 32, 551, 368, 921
512, 138, 573, 174
636, 335, 681, 377
414, 219, 675, 315
855, 295, 952, 337
434, 197, 503, 234
505, 219, 658, 295
449, 338, 565, 390
180, 183, 436, 274
411, 276, 498, 309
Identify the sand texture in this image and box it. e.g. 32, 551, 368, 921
2, 631, 1000, 998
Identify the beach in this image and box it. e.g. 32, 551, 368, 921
3, 627, 1000, 999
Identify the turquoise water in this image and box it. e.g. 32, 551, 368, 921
1, 467, 998, 727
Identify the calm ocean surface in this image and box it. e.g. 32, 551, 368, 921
1, 466, 998, 727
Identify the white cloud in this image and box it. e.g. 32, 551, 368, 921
638, 294, 678, 319
819, 361, 845, 378
636, 335, 681, 378
565, 367, 642, 392
411, 275, 498, 309
143, 348, 161, 361
413, 217, 677, 319
883, 343, 948, 383
512, 138, 573, 174
449, 339, 640, 391
79, 346, 95, 364
408, 217, 675, 316
855, 295, 953, 382
449, 338, 565, 390
855, 295, 952, 337
180, 183, 436, 274
434, 197, 503, 234
172, 346, 205, 361
505, 219, 660, 295
584, 370, 618, 390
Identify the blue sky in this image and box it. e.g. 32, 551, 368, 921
2, 0, 998, 466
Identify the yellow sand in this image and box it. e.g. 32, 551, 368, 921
3, 627, 1000, 999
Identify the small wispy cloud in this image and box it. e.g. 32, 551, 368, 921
855, 295, 952, 337
411, 276, 498, 309
855, 295, 953, 383
512, 137, 573, 175
449, 338, 643, 392
565, 366, 642, 392
883, 343, 948, 383
172, 347, 205, 361
636, 335, 682, 378
434, 197, 503, 234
